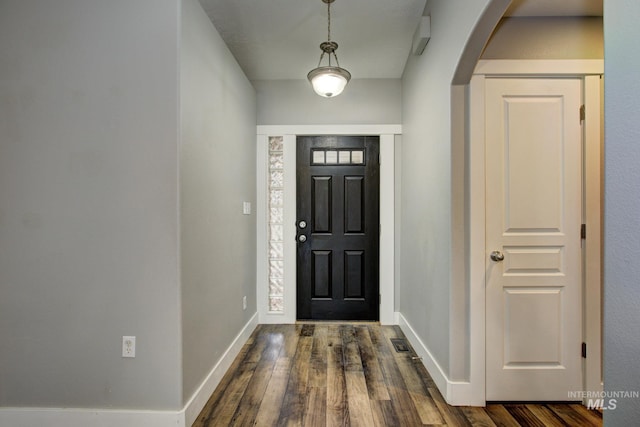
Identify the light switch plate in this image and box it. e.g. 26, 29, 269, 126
243, 201, 251, 215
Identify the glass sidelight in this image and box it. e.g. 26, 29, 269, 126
267, 136, 284, 312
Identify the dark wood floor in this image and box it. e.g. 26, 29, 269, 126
193, 324, 602, 426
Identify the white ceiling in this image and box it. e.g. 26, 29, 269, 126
199, 0, 603, 82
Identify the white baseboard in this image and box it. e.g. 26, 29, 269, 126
0, 408, 184, 427
398, 313, 478, 406
0, 313, 259, 427
259, 313, 296, 324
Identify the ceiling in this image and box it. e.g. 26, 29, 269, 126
199, 0, 603, 82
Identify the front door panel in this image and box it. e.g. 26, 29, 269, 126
297, 136, 379, 320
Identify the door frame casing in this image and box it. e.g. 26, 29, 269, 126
470, 60, 603, 405
257, 125, 401, 325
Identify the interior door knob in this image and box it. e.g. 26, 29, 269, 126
490, 250, 504, 262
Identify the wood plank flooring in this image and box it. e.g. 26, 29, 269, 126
193, 324, 602, 426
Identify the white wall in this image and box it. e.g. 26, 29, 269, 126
254, 79, 401, 125
0, 0, 181, 410
400, 0, 494, 381
603, 0, 640, 423
180, 0, 257, 404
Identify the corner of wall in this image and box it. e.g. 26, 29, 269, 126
183, 314, 258, 426
398, 313, 483, 406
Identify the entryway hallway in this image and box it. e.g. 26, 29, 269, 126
193, 324, 602, 426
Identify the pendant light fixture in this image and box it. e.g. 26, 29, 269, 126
307, 0, 351, 98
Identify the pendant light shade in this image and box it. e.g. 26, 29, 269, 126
307, 0, 350, 98
307, 52, 351, 98
308, 67, 350, 97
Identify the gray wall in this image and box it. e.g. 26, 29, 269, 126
400, 0, 493, 380
0, 0, 182, 409
603, 0, 640, 423
482, 17, 603, 60
180, 0, 257, 403
254, 79, 401, 125
0, 0, 258, 412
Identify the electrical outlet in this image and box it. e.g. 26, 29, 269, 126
122, 336, 136, 358
243, 296, 247, 310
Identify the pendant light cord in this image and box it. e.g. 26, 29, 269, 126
316, 0, 342, 68
327, 0, 332, 66
327, 0, 331, 43
327, 0, 341, 67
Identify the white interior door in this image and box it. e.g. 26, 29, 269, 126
485, 78, 583, 401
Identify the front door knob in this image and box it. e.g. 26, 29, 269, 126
298, 234, 307, 243
490, 250, 504, 262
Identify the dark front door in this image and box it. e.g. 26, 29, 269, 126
296, 135, 380, 320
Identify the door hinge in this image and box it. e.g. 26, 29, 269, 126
379, 294, 382, 305
581, 223, 586, 239
582, 342, 587, 358
580, 104, 585, 122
